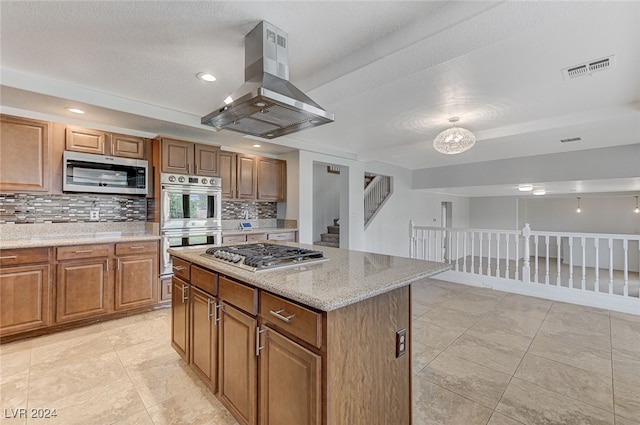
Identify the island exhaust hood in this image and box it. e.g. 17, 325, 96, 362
201, 21, 334, 139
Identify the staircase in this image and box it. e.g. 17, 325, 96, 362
315, 219, 340, 248
364, 173, 392, 229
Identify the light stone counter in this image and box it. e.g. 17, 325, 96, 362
0, 222, 159, 249
221, 227, 297, 237
168, 243, 450, 311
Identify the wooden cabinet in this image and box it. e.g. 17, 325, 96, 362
66, 126, 146, 159
222, 232, 296, 244
219, 151, 236, 198
0, 248, 52, 336
0, 115, 51, 193
160, 137, 220, 176
171, 275, 190, 362
236, 154, 258, 199
190, 286, 218, 391
55, 244, 112, 323
267, 232, 296, 242
114, 241, 158, 310
257, 157, 286, 202
160, 276, 172, 303
259, 326, 321, 425
218, 302, 258, 425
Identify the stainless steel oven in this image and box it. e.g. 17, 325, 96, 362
160, 173, 222, 276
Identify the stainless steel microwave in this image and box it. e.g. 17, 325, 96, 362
63, 151, 148, 195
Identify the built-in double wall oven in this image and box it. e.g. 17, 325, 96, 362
160, 173, 222, 276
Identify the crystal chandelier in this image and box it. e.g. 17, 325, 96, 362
433, 117, 476, 155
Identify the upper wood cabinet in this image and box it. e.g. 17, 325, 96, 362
160, 137, 220, 177
66, 126, 146, 159
0, 115, 51, 193
257, 157, 286, 202
220, 151, 286, 201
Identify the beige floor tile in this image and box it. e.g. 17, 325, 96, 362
147, 386, 238, 425
419, 306, 481, 331
443, 332, 525, 375
615, 379, 640, 422
0, 339, 31, 356
542, 307, 611, 338
419, 351, 511, 409
440, 295, 499, 315
536, 322, 612, 352
0, 349, 31, 378
496, 378, 614, 425
25, 376, 146, 425
412, 341, 441, 375
114, 336, 175, 368
466, 314, 539, 352
616, 415, 640, 425
1, 370, 29, 413
486, 412, 525, 425
514, 353, 613, 412
28, 351, 129, 405
413, 380, 493, 425
412, 299, 435, 318
613, 348, 640, 387
494, 293, 552, 317
611, 314, 640, 356
111, 410, 155, 425
528, 331, 612, 377
29, 330, 113, 368
412, 320, 465, 350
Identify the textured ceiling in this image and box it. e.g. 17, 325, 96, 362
1, 1, 639, 197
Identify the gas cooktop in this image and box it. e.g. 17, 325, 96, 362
202, 243, 328, 272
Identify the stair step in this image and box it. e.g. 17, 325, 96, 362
321, 233, 339, 243
327, 225, 340, 234
314, 241, 340, 248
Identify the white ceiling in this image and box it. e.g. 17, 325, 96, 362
1, 1, 639, 197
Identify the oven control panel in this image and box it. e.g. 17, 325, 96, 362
161, 173, 221, 188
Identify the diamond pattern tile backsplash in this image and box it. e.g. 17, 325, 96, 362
0, 193, 147, 224
222, 201, 277, 220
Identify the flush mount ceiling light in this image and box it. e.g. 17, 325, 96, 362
635, 196, 639, 214
576, 197, 582, 213
197, 72, 216, 82
433, 117, 476, 155
518, 184, 533, 192
533, 189, 546, 196
65, 107, 85, 114
252, 144, 262, 148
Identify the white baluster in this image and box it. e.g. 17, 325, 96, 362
479, 232, 483, 276
534, 234, 539, 283
568, 236, 574, 289
496, 233, 501, 277
463, 231, 468, 273
556, 236, 562, 286
470, 232, 474, 274
505, 234, 511, 279
594, 237, 599, 293
515, 236, 520, 279
545, 235, 550, 285
522, 224, 531, 284
581, 237, 586, 291
608, 238, 614, 294
623, 239, 629, 297
455, 232, 460, 271
486, 232, 492, 276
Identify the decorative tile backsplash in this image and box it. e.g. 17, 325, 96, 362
0, 193, 147, 224
222, 201, 277, 220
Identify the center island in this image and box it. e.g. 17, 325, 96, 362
167, 242, 450, 425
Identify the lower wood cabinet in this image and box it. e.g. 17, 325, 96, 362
190, 286, 218, 391
114, 241, 158, 310
0, 248, 52, 336
171, 276, 190, 362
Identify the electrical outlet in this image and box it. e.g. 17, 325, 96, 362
395, 328, 407, 358
90, 209, 100, 221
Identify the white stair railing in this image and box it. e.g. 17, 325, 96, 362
409, 221, 640, 315
364, 174, 392, 228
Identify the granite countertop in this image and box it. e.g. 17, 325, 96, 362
168, 243, 450, 312
0, 232, 159, 249
222, 227, 297, 236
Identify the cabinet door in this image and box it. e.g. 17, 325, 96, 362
236, 154, 257, 199
161, 138, 194, 174
259, 327, 321, 425
65, 126, 107, 155
56, 259, 111, 323
190, 287, 218, 391
194, 144, 220, 177
0, 264, 51, 336
257, 158, 286, 201
0, 115, 50, 193
110, 133, 145, 159
218, 303, 257, 425
160, 275, 172, 303
171, 276, 190, 362
219, 151, 236, 199
114, 254, 157, 310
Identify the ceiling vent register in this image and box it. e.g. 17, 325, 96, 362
562, 55, 615, 80
560, 137, 582, 143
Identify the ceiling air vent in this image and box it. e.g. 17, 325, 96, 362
562, 55, 615, 80
560, 137, 582, 143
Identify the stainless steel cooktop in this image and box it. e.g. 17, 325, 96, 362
202, 243, 328, 272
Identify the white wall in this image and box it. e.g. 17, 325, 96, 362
469, 197, 519, 230
312, 163, 340, 242
277, 151, 300, 221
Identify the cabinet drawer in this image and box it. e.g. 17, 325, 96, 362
219, 275, 257, 315
260, 291, 322, 348
172, 257, 190, 281
222, 235, 246, 243
0, 247, 50, 266
191, 265, 217, 296
267, 232, 296, 241
246, 233, 267, 242
57, 244, 111, 260
115, 240, 158, 256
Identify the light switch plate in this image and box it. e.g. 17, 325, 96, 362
90, 209, 100, 221
395, 328, 407, 358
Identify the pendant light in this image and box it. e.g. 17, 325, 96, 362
635, 196, 639, 214
576, 197, 582, 213
433, 117, 476, 155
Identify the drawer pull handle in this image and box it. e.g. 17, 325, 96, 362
181, 284, 189, 303
128, 246, 145, 250
173, 266, 186, 271
74, 249, 93, 254
214, 303, 222, 324
270, 309, 295, 323
256, 327, 266, 357
0, 255, 18, 260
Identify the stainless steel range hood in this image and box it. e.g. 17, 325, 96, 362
201, 21, 334, 139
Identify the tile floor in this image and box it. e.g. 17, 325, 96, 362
1, 278, 639, 425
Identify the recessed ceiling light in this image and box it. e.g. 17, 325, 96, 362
66, 107, 85, 114
197, 73, 216, 82
533, 189, 546, 196
518, 184, 533, 192
224, 96, 233, 105
252, 144, 261, 148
